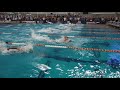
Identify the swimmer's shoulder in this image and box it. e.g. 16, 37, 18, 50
64, 40, 72, 43
69, 40, 72, 42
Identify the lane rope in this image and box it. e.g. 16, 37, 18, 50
48, 34, 120, 40
35, 44, 120, 53
1, 31, 120, 40
71, 30, 120, 34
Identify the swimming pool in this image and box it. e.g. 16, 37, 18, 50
0, 23, 120, 78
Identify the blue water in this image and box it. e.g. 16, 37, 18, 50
0, 23, 120, 78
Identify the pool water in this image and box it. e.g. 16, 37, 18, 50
0, 23, 120, 78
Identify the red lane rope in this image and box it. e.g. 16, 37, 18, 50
35, 44, 120, 53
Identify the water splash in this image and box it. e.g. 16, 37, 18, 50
37, 27, 60, 34
0, 41, 33, 54
36, 24, 75, 34
31, 30, 53, 42
0, 41, 8, 54
54, 36, 65, 43
31, 30, 70, 43
19, 43, 33, 53
36, 63, 51, 71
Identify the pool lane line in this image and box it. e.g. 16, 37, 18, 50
1, 31, 120, 36
47, 34, 120, 40
35, 44, 120, 53
81, 28, 118, 30
0, 32, 16, 34
67, 46, 120, 53
47, 31, 120, 34
73, 30, 120, 33
74, 31, 120, 34
37, 30, 120, 35
78, 29, 120, 32
75, 36, 120, 40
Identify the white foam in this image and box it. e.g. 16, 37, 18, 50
90, 65, 94, 68
36, 24, 75, 34
37, 64, 51, 71
0, 43, 33, 54
56, 68, 63, 71
85, 70, 92, 76
67, 36, 75, 38
2, 33, 12, 34
54, 36, 65, 43
0, 41, 6, 46
0, 41, 7, 54
19, 43, 33, 53
12, 43, 26, 45
56, 24, 76, 30
56, 64, 60, 67
31, 30, 53, 42
0, 44, 11, 55
37, 27, 60, 34
45, 45, 67, 48
32, 30, 71, 43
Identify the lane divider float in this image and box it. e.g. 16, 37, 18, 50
35, 44, 120, 53
48, 34, 120, 40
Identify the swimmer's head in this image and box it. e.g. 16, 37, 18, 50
7, 48, 10, 50
64, 36, 68, 39
64, 36, 68, 40
64, 36, 69, 42
6, 42, 12, 45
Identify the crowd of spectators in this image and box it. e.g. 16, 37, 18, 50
0, 13, 119, 24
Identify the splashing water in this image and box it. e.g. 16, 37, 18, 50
19, 43, 33, 53
0, 41, 8, 54
36, 25, 74, 34
37, 27, 60, 34
31, 30, 53, 42
35, 63, 51, 71
0, 41, 33, 54
54, 36, 65, 43
31, 30, 69, 43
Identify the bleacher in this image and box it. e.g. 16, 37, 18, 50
107, 21, 120, 29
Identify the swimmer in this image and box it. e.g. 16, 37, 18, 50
5, 42, 12, 45
6, 47, 20, 53
5, 42, 26, 45
64, 36, 72, 43
7, 47, 19, 51
7, 46, 33, 53
7, 47, 26, 52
